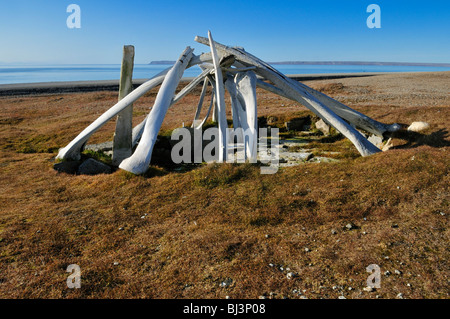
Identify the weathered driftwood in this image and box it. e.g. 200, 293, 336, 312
119, 47, 194, 174
208, 31, 228, 162
194, 36, 381, 157
113, 45, 135, 166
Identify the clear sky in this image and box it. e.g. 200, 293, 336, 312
0, 0, 449, 64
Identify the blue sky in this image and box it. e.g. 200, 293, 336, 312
0, 0, 449, 64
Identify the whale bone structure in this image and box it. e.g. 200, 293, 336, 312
56, 31, 401, 175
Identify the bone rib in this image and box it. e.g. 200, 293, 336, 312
119, 47, 194, 174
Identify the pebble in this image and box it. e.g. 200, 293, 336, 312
384, 271, 391, 276
394, 269, 403, 275
363, 287, 375, 292
338, 296, 346, 299
396, 293, 404, 299
345, 223, 358, 230
331, 229, 337, 235
304, 247, 310, 252
265, 234, 270, 239
113, 262, 119, 266
286, 272, 295, 280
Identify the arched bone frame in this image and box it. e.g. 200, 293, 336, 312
56, 51, 215, 161
194, 35, 383, 157
119, 47, 194, 174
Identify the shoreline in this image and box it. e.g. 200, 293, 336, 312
0, 72, 382, 96
1, 71, 449, 97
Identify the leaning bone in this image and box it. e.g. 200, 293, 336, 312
192, 76, 210, 126
56, 67, 171, 161
194, 88, 216, 129
171, 67, 212, 106
119, 47, 194, 174
195, 36, 381, 157
232, 46, 399, 136
131, 67, 212, 145
225, 74, 245, 144
208, 31, 228, 162
113, 45, 135, 166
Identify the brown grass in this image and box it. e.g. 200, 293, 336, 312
0, 72, 449, 299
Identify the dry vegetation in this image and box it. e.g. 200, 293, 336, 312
0, 72, 448, 299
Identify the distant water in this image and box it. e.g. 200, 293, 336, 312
1, 64, 450, 85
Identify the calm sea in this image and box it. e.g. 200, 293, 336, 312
1, 64, 450, 85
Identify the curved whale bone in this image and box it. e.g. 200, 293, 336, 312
119, 47, 194, 174
131, 66, 213, 146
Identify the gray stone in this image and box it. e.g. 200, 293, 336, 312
285, 117, 308, 131
84, 141, 113, 152
368, 134, 383, 149
53, 160, 81, 174
77, 158, 112, 175
315, 119, 330, 135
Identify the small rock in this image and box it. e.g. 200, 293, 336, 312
77, 158, 112, 175
331, 229, 337, 235
368, 134, 383, 148
220, 278, 233, 288
265, 234, 270, 239
338, 296, 346, 299
391, 223, 399, 228
286, 272, 296, 280
363, 287, 375, 292
384, 271, 391, 276
113, 262, 119, 266
315, 119, 330, 136
396, 293, 404, 299
299, 296, 308, 299
304, 247, 310, 252
53, 160, 81, 174
258, 296, 267, 300
394, 269, 403, 275
407, 121, 430, 132
345, 223, 358, 230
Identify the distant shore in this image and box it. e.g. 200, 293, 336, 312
149, 60, 450, 67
